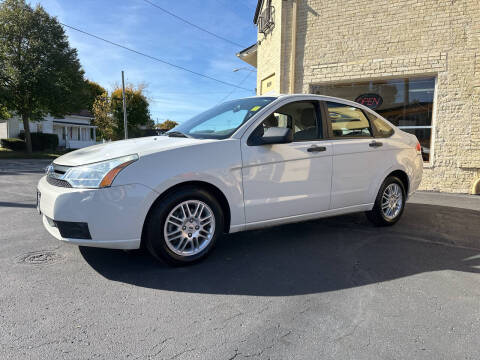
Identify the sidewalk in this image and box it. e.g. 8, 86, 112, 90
409, 191, 480, 211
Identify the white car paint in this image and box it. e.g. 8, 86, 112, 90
37, 94, 423, 249
241, 137, 333, 223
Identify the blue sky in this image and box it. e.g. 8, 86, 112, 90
31, 0, 258, 124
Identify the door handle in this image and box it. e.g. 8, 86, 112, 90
307, 145, 327, 152
369, 141, 383, 148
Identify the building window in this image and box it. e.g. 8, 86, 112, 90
311, 77, 435, 162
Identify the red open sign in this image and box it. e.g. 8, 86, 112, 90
355, 93, 383, 109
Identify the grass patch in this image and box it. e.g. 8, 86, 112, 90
0, 147, 71, 159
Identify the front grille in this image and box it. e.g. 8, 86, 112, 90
47, 176, 72, 188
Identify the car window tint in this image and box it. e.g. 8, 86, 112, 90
326, 102, 372, 138
262, 102, 320, 141
367, 113, 394, 137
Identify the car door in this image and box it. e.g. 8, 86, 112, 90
324, 101, 393, 209
241, 100, 333, 223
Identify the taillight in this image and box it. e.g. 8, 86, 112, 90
416, 142, 422, 155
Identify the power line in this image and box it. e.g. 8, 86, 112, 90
59, 22, 253, 92
218, 71, 253, 104
141, 0, 246, 48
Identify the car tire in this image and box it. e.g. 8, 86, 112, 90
144, 187, 224, 266
365, 176, 406, 227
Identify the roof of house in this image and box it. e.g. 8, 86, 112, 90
69, 109, 93, 118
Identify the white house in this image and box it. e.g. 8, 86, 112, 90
0, 110, 97, 149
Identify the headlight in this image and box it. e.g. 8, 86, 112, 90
62, 154, 138, 189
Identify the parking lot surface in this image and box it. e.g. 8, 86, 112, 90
1, 159, 479, 359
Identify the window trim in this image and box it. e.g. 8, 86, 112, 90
322, 101, 374, 140
247, 100, 325, 146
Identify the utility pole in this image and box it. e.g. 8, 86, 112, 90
121, 71, 128, 139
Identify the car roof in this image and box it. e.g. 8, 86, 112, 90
239, 93, 377, 113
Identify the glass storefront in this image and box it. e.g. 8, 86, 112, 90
311, 77, 435, 161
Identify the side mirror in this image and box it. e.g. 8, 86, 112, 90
249, 127, 293, 146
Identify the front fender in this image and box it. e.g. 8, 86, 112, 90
114, 139, 245, 231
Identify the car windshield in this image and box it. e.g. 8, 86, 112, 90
167, 97, 276, 139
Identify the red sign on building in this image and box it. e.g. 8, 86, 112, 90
355, 93, 383, 109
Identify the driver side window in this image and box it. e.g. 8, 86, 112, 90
261, 101, 320, 141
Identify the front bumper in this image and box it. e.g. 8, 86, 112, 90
37, 176, 159, 250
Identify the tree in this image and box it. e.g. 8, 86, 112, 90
111, 85, 152, 139
0, 105, 9, 120
92, 92, 115, 141
0, 0, 85, 152
80, 80, 106, 112
92, 85, 153, 141
156, 119, 178, 131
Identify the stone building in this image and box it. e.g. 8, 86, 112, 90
237, 0, 480, 194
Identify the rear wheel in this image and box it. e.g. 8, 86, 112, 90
144, 187, 224, 265
366, 176, 406, 226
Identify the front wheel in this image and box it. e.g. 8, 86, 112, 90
144, 187, 224, 265
366, 176, 406, 226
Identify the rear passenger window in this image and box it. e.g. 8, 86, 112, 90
367, 113, 394, 137
326, 102, 372, 138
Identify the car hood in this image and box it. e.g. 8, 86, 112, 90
53, 136, 209, 166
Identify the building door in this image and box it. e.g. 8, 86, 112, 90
241, 100, 333, 223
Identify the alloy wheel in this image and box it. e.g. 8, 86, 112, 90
163, 200, 215, 257
381, 183, 403, 220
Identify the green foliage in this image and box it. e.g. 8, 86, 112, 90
1, 137, 26, 151
19, 132, 58, 150
145, 117, 155, 130
0, 105, 9, 119
111, 85, 152, 139
156, 119, 178, 131
80, 80, 106, 112
91, 85, 153, 141
0, 0, 85, 152
92, 92, 116, 140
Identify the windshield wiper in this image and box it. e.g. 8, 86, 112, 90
167, 131, 189, 138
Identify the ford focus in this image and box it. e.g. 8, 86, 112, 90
37, 94, 423, 265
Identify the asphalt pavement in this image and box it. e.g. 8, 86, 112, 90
1, 159, 479, 359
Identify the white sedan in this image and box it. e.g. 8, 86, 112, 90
37, 94, 423, 265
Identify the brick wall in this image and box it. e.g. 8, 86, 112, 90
256, 0, 480, 193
